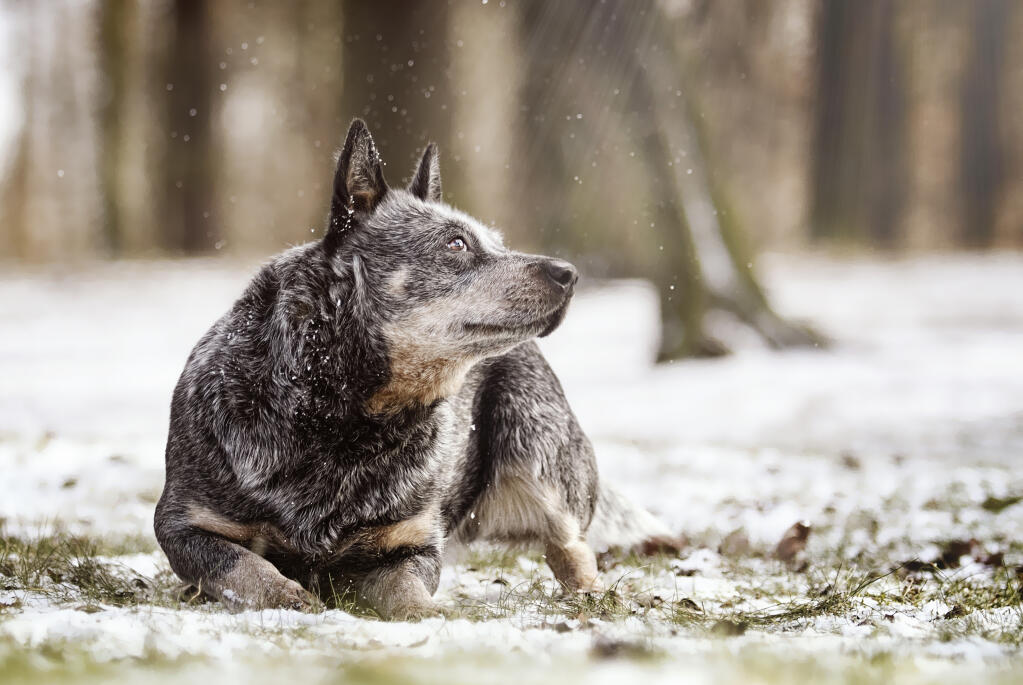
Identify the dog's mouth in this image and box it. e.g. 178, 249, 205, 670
536, 300, 569, 338
462, 298, 571, 341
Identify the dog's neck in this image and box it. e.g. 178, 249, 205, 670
366, 355, 472, 415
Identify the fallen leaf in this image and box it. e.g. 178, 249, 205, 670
775, 521, 811, 566
638, 534, 688, 557
980, 551, 1005, 567
936, 539, 980, 569
590, 637, 651, 659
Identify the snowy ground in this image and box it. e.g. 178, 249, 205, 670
1, 252, 1021, 684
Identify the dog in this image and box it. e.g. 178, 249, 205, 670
154, 119, 670, 619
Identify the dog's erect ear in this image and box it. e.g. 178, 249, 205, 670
327, 119, 389, 238
407, 143, 442, 203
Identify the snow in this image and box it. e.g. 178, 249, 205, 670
1, 252, 1022, 681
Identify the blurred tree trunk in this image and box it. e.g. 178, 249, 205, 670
810, 0, 907, 246
0, 13, 34, 259
1, 2, 101, 260
97, 0, 133, 255
642, 23, 825, 359
341, 1, 453, 187
627, 78, 714, 358
515, 1, 585, 257
959, 0, 1010, 248
160, 0, 216, 253
515, 0, 824, 360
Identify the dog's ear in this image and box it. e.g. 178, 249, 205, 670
327, 119, 389, 241
407, 143, 442, 203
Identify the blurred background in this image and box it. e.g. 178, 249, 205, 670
0, 0, 1021, 360
1, 6, 1022, 673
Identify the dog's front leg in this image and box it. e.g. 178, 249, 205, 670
321, 549, 442, 621
357, 552, 442, 621
157, 523, 312, 611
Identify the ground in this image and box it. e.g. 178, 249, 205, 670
1, 253, 1021, 684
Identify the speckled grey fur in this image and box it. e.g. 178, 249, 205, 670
154, 119, 665, 618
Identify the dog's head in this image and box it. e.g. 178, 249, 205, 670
322, 119, 578, 411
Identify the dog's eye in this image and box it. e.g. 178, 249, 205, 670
447, 237, 467, 252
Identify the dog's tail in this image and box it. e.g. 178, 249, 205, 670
585, 482, 674, 551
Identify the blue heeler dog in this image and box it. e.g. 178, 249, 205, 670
155, 119, 671, 619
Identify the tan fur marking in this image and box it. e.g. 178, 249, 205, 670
368, 354, 473, 415
187, 504, 295, 554
545, 539, 602, 593
370, 505, 440, 551
461, 470, 602, 593
367, 242, 546, 414
368, 295, 485, 414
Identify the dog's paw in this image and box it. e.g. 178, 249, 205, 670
381, 600, 444, 622
280, 579, 316, 610
219, 576, 314, 612
263, 577, 315, 611
573, 577, 605, 595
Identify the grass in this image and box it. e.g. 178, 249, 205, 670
0, 530, 182, 609
438, 542, 1023, 650
1, 528, 1017, 633
0, 526, 1020, 685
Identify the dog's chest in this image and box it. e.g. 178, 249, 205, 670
274, 404, 464, 555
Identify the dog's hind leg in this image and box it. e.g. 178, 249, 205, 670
459, 343, 604, 593
472, 471, 602, 593
545, 535, 602, 593
155, 500, 312, 611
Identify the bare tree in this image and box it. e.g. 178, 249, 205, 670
97, 0, 133, 254
160, 0, 216, 253
516, 0, 823, 360
810, 0, 907, 246
959, 0, 1010, 248
341, 1, 453, 187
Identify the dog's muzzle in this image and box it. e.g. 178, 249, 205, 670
536, 259, 577, 338
540, 259, 579, 293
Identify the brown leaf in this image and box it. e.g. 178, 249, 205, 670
980, 551, 1005, 567
635, 593, 665, 609
937, 539, 980, 569
637, 534, 688, 557
774, 521, 811, 565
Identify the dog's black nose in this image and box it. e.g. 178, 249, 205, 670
542, 259, 578, 289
